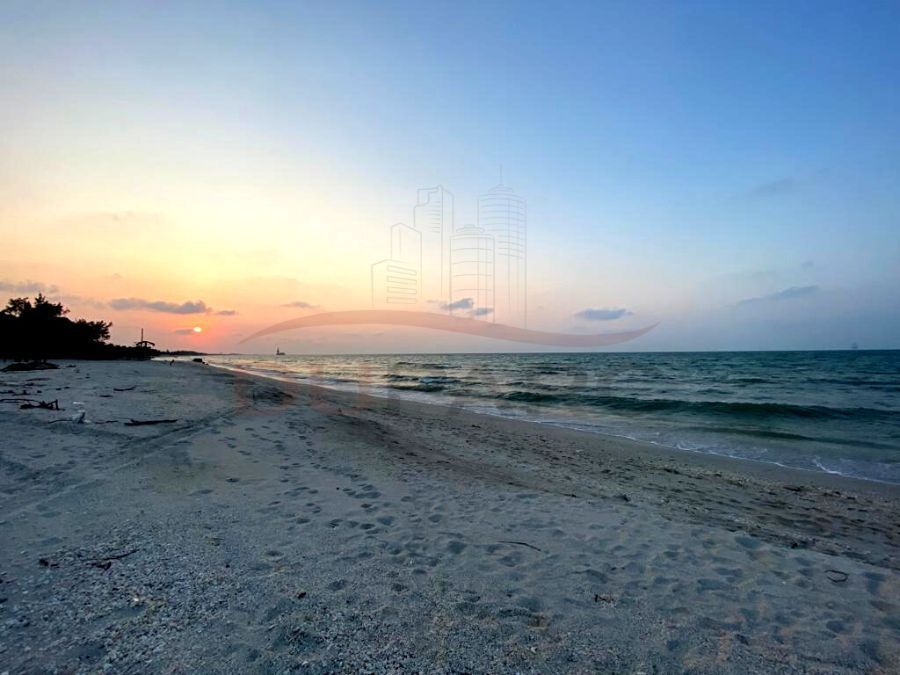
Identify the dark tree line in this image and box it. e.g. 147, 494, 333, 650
0, 295, 158, 360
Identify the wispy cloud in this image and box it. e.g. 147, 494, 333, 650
59, 211, 165, 234
214, 309, 238, 316
0, 279, 59, 294
282, 300, 319, 309
173, 328, 197, 335
737, 285, 820, 306
441, 298, 473, 311
743, 177, 799, 200
434, 298, 491, 317
59, 295, 107, 310
574, 307, 632, 321
109, 298, 210, 314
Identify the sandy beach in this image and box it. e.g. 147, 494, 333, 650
0, 360, 898, 673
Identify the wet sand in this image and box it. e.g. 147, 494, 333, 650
0, 360, 897, 673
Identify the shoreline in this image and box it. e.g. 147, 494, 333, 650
1, 360, 898, 672
214, 361, 899, 572
211, 360, 900, 497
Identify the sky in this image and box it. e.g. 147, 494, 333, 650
2, 0, 899, 353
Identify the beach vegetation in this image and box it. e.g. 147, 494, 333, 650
0, 295, 159, 360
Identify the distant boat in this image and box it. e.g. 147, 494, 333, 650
275, 347, 285, 356
852, 342, 859, 350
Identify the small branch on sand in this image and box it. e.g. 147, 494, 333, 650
498, 540, 543, 552
47, 418, 120, 425
124, 418, 178, 426
88, 548, 140, 570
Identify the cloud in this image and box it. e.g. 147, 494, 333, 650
440, 297, 473, 311
433, 300, 490, 316
109, 298, 210, 314
0, 279, 59, 294
743, 177, 798, 200
214, 309, 238, 316
737, 285, 820, 306
172, 328, 197, 335
282, 300, 318, 309
574, 307, 632, 321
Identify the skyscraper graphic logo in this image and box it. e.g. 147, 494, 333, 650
449, 225, 495, 319
414, 186, 454, 308
371, 223, 422, 308
372, 180, 527, 328
478, 182, 526, 327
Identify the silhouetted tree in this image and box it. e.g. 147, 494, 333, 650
1, 297, 40, 318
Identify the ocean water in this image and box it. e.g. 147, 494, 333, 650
206, 351, 900, 484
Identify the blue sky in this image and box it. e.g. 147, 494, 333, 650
2, 1, 898, 351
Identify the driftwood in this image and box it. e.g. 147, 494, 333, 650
2, 361, 59, 372
124, 418, 178, 426
113, 385, 137, 392
1, 398, 60, 410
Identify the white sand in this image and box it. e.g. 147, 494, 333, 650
0, 360, 897, 673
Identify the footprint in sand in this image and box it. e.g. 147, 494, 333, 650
446, 540, 466, 555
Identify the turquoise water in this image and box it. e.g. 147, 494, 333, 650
208, 351, 900, 484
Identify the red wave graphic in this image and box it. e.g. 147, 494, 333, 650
241, 310, 655, 347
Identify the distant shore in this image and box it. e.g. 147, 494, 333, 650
1, 360, 897, 672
